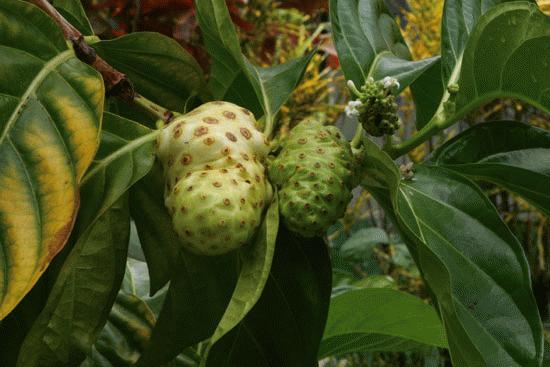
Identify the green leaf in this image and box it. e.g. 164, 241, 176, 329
410, 58, 444, 129
440, 0, 535, 85
0, 0, 104, 319
206, 226, 332, 367
243, 53, 316, 130
74, 113, 157, 233
195, 0, 313, 131
52, 0, 93, 35
319, 288, 447, 358
130, 162, 182, 294
17, 196, 130, 367
204, 194, 279, 358
82, 292, 157, 367
455, 2, 550, 117
394, 165, 543, 367
429, 121, 550, 216
360, 137, 401, 192
329, 0, 438, 91
15, 113, 156, 367
136, 253, 238, 366
339, 227, 389, 261
93, 32, 209, 112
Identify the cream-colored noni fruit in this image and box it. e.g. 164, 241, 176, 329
156, 101, 272, 256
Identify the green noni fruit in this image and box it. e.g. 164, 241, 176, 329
156, 101, 272, 256
268, 119, 354, 237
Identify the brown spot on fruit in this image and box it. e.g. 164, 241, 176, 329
314, 162, 321, 169
187, 186, 193, 191
240, 127, 252, 139
329, 162, 336, 169
213, 181, 222, 188
317, 148, 325, 154
200, 172, 208, 177
240, 220, 246, 227
226, 132, 237, 142
241, 108, 251, 115
326, 193, 334, 201
195, 126, 209, 136
223, 111, 236, 119
255, 175, 261, 182
240, 198, 246, 204
181, 155, 192, 165
204, 137, 216, 145
299, 153, 306, 159
231, 179, 238, 185
203, 117, 219, 124
180, 206, 186, 213
242, 153, 250, 161
298, 138, 307, 144
224, 198, 231, 206
168, 156, 175, 167
173, 126, 182, 138
221, 168, 229, 173
185, 230, 193, 237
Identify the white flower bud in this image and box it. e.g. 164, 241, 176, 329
382, 76, 400, 90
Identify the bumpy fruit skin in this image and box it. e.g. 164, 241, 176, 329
268, 119, 354, 237
156, 101, 272, 256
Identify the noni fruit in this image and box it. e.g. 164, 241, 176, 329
156, 101, 272, 256
268, 119, 355, 237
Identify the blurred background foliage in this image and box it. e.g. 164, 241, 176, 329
81, 0, 550, 366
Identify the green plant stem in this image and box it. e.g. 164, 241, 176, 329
351, 123, 364, 148
134, 93, 176, 123
385, 93, 460, 159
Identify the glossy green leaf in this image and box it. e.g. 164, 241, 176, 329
455, 2, 550, 117
73, 113, 157, 233
340, 227, 389, 261
195, 0, 313, 130
0, 0, 104, 319
429, 121, 550, 216
52, 0, 93, 35
410, 58, 444, 129
93, 32, 209, 112
15, 113, 156, 367
394, 165, 543, 367
206, 226, 332, 367
440, 0, 535, 85
204, 194, 279, 358
329, 0, 438, 91
17, 196, 130, 367
319, 288, 447, 358
82, 292, 157, 367
130, 162, 181, 293
360, 137, 401, 193
136, 253, 238, 366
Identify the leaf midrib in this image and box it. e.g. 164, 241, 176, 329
0, 49, 74, 145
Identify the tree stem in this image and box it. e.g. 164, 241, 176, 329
29, 0, 176, 123
29, 0, 132, 98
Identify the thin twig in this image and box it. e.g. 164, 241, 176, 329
29, 0, 133, 100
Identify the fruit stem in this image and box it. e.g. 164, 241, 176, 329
134, 93, 176, 124
351, 123, 363, 148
